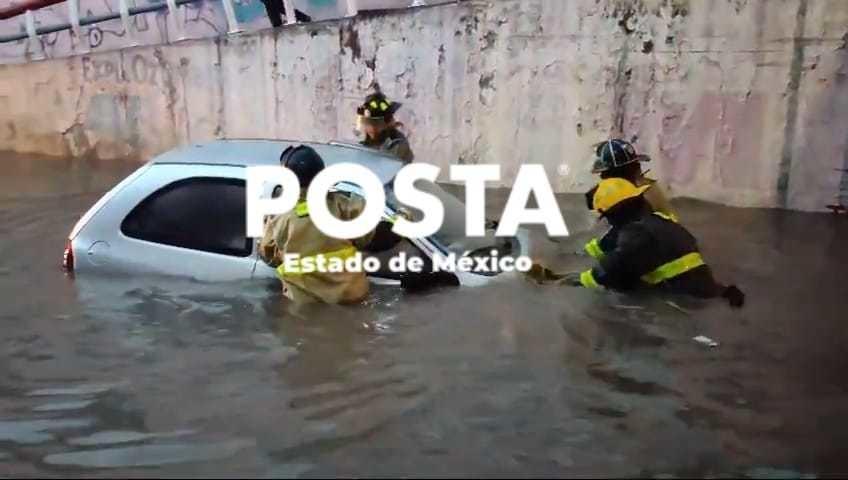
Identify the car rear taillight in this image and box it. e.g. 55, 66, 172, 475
62, 239, 74, 271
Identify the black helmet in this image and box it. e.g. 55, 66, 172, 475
591, 139, 650, 173
280, 145, 325, 188
356, 92, 402, 121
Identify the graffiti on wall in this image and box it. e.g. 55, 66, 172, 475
0, 0, 242, 62
81, 54, 163, 85
0, 0, 360, 64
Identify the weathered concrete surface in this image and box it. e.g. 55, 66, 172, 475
1, 0, 847, 211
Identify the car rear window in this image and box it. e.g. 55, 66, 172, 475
121, 177, 252, 257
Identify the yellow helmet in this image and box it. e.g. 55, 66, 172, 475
592, 178, 651, 214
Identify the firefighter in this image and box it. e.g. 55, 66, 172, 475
565, 178, 745, 307
582, 139, 677, 261
357, 92, 415, 164
259, 145, 375, 304
585, 139, 675, 216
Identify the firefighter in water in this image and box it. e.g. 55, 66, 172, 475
357, 92, 415, 164
582, 139, 677, 261
565, 178, 745, 307
259, 145, 375, 304
585, 139, 675, 216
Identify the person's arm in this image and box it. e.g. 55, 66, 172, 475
258, 215, 286, 268
580, 224, 654, 291
582, 185, 609, 259
585, 227, 618, 260
332, 193, 377, 250
386, 138, 414, 164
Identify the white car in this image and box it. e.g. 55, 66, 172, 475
64, 139, 528, 287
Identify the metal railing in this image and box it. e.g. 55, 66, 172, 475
0, 0, 67, 20
0, 0, 366, 45
2, 0, 199, 44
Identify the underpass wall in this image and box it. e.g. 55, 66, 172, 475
1, 0, 847, 211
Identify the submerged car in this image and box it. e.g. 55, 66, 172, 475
64, 139, 528, 287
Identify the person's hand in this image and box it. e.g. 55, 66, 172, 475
401, 271, 460, 292
395, 207, 414, 221
723, 285, 745, 308
563, 271, 584, 287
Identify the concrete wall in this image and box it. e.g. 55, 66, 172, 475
1, 0, 847, 211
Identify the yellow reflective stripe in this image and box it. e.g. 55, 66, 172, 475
276, 263, 291, 278
295, 201, 309, 218
641, 252, 704, 285
653, 211, 679, 223
585, 238, 605, 260
276, 246, 358, 278
380, 101, 389, 111
580, 270, 600, 289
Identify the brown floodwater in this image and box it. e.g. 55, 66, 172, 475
0, 154, 846, 477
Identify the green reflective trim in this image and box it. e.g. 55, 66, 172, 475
276, 245, 358, 278
641, 252, 704, 285
580, 270, 600, 289
276, 263, 290, 278
585, 238, 605, 260
653, 211, 679, 223
295, 201, 309, 218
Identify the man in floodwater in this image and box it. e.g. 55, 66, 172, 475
584, 139, 676, 218
582, 139, 677, 261
259, 145, 375, 304
564, 178, 745, 307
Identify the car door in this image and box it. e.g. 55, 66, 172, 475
81, 164, 256, 281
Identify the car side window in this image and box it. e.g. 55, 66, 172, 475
121, 177, 252, 257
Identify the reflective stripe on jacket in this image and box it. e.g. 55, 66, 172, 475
259, 194, 375, 304
580, 212, 723, 297
585, 212, 678, 261
580, 251, 705, 288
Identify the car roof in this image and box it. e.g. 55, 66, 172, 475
150, 139, 405, 184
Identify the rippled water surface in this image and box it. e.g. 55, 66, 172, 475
1, 155, 847, 477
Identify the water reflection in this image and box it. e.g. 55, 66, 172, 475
0, 155, 846, 476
